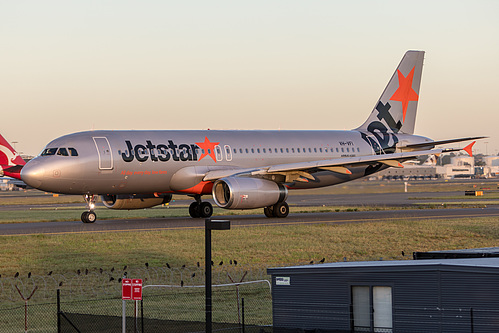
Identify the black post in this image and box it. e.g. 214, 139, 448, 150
205, 218, 231, 333
206, 220, 212, 333
241, 297, 245, 333
57, 289, 61, 333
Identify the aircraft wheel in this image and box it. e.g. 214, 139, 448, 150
273, 202, 289, 218
81, 211, 97, 223
199, 202, 213, 218
264, 206, 274, 218
189, 202, 201, 218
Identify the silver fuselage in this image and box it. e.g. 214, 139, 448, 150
21, 129, 430, 195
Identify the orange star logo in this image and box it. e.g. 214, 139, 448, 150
390, 66, 419, 122
195, 137, 220, 162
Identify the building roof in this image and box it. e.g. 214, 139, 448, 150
267, 257, 499, 275
414, 247, 499, 259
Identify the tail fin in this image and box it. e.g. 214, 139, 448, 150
0, 133, 25, 180
356, 50, 425, 135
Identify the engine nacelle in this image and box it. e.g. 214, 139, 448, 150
212, 177, 288, 209
101, 194, 172, 210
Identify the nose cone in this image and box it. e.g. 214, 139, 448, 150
21, 160, 45, 189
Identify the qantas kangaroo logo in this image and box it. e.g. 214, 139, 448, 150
361, 66, 418, 155
0, 145, 20, 166
121, 136, 219, 163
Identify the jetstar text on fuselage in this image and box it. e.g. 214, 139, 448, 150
121, 140, 202, 162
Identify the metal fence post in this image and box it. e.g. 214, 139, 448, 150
241, 297, 245, 333
57, 289, 61, 333
141, 299, 144, 333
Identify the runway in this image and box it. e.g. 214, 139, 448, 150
1, 206, 498, 236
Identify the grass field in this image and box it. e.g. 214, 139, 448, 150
1, 178, 498, 276
1, 216, 499, 275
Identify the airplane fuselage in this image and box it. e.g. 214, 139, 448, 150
21, 129, 431, 195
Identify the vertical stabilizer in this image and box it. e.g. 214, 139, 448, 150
356, 50, 425, 135
0, 134, 25, 180
0, 134, 25, 167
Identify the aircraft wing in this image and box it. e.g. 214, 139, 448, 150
399, 136, 486, 150
203, 148, 445, 182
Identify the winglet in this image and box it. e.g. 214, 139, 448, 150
463, 141, 476, 157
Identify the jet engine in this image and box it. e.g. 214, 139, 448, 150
212, 177, 288, 210
101, 194, 172, 210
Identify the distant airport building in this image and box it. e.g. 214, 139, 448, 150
0, 177, 24, 191
436, 156, 474, 179
476, 156, 499, 178
378, 154, 482, 180
268, 258, 499, 332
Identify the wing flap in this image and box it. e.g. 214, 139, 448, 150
203, 149, 444, 181
267, 149, 442, 173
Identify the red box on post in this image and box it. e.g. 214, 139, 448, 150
122, 279, 132, 300
132, 279, 142, 300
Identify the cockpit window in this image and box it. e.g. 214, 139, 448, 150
57, 148, 69, 156
40, 147, 78, 157
41, 148, 58, 156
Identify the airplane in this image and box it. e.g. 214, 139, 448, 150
20, 50, 484, 223
0, 134, 26, 180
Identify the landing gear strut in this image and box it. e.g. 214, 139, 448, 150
264, 201, 289, 218
82, 194, 97, 223
189, 195, 213, 218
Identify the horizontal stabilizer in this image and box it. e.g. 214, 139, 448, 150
442, 141, 476, 157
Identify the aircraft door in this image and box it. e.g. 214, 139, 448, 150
93, 137, 114, 170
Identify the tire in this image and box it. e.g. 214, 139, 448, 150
264, 206, 274, 218
273, 202, 289, 218
81, 212, 89, 223
81, 211, 97, 223
189, 202, 201, 218
199, 202, 213, 218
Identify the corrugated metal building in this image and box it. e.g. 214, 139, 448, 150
267, 258, 499, 332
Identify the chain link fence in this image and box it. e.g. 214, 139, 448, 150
0, 264, 274, 332
58, 282, 272, 332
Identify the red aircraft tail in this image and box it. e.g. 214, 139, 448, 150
0, 134, 26, 180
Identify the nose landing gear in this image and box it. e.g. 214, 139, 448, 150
82, 194, 97, 223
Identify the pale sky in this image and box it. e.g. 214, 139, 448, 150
1, 1, 498, 156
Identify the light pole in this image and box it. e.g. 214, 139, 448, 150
205, 218, 230, 333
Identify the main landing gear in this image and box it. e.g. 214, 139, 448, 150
189, 195, 213, 218
82, 194, 97, 223
264, 201, 289, 218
